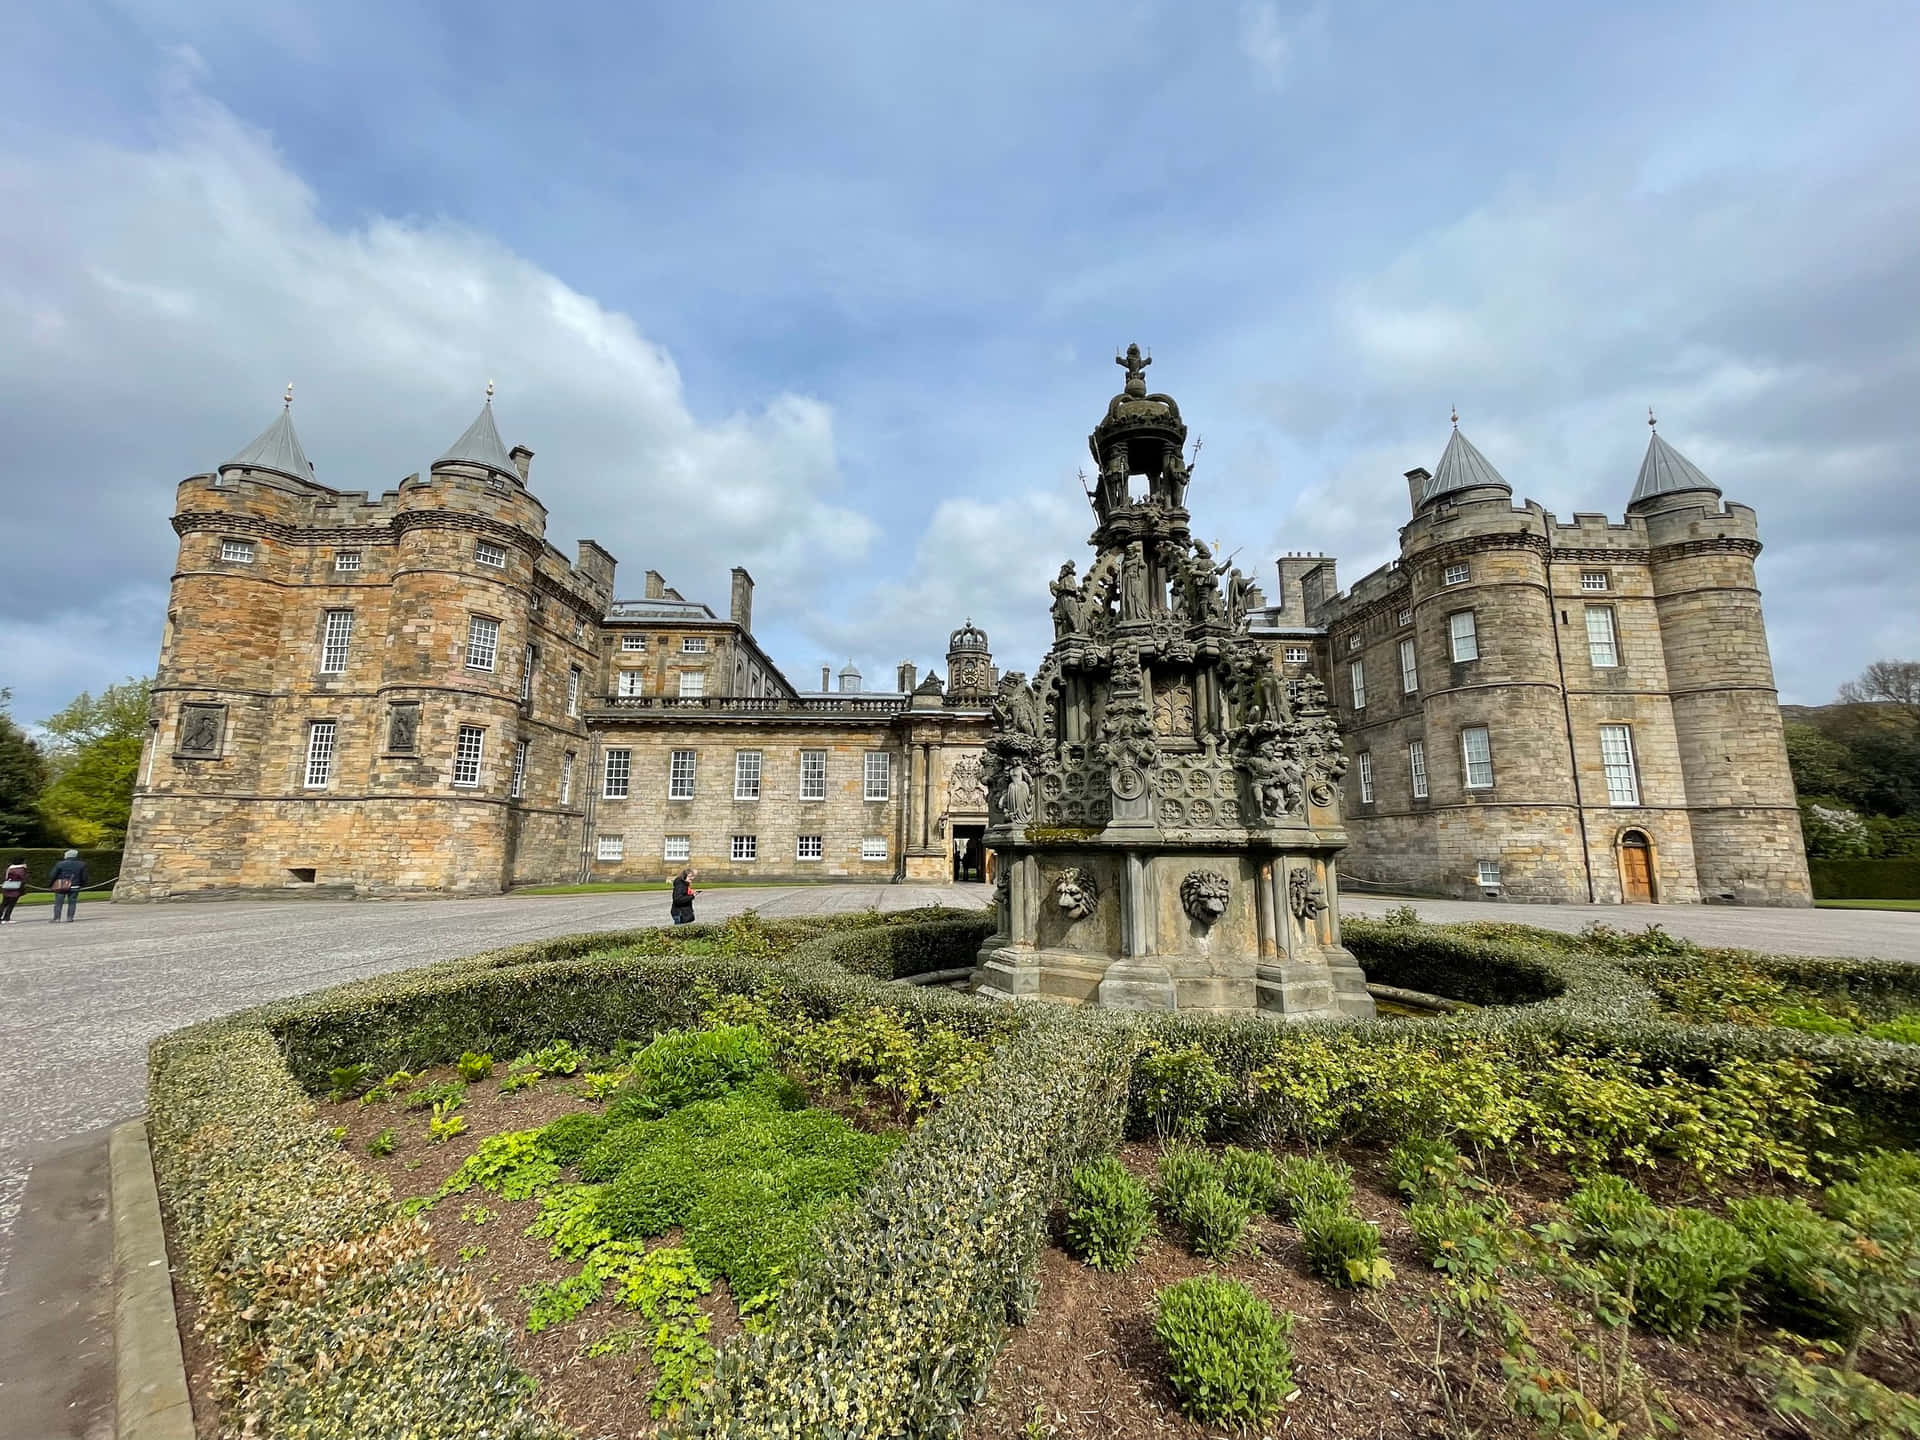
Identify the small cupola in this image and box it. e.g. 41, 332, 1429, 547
1628, 410, 1722, 510
837, 661, 863, 693
219, 384, 315, 485
433, 381, 524, 484
1420, 410, 1513, 509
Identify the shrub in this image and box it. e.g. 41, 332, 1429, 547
1566, 1174, 1660, 1246
426, 1101, 467, 1145
326, 1062, 372, 1102
1273, 1154, 1355, 1220
456, 1050, 494, 1080
538, 1110, 610, 1165
1155, 1142, 1220, 1214
1132, 1044, 1233, 1139
1868, 1015, 1920, 1045
367, 1127, 396, 1158
609, 1025, 772, 1121
1408, 1194, 1514, 1279
1153, 1275, 1295, 1426
436, 1130, 561, 1203
1297, 1203, 1392, 1288
1727, 1195, 1854, 1338
1061, 1155, 1155, 1271
406, 1078, 466, 1112
1216, 1146, 1283, 1211
1387, 1134, 1472, 1201
1613, 1207, 1756, 1340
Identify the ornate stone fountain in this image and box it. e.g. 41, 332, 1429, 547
972, 347, 1373, 1018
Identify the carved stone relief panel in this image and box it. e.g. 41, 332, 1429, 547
176, 703, 226, 757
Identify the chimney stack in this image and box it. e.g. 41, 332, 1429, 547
1404, 467, 1431, 515
509, 445, 534, 482
821, 665, 831, 691
729, 567, 754, 633
897, 660, 917, 692
644, 570, 666, 600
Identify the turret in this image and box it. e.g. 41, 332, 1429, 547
945, 620, 993, 703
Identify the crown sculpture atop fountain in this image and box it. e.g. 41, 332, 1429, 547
972, 346, 1374, 1017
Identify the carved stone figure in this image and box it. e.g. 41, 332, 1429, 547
1181, 541, 1228, 625
948, 755, 986, 811
1055, 866, 1099, 920
1050, 561, 1085, 638
387, 703, 420, 754
991, 672, 1044, 739
1236, 730, 1305, 821
1001, 760, 1034, 824
1180, 870, 1230, 926
178, 706, 223, 756
1119, 541, 1151, 621
1224, 568, 1255, 627
1289, 866, 1327, 925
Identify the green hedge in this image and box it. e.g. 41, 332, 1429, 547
1811, 858, 1920, 900
0, 847, 121, 888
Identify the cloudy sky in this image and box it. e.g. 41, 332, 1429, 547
3, 0, 1916, 724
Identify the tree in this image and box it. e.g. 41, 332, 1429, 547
37, 677, 151, 847
1784, 721, 1858, 803
0, 689, 51, 845
1838, 659, 1920, 708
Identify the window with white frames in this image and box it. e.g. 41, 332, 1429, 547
1477, 860, 1502, 888
734, 750, 762, 800
567, 666, 581, 715
1399, 637, 1418, 694
1357, 751, 1375, 804
799, 750, 827, 801
1584, 606, 1619, 668
864, 751, 891, 801
596, 835, 624, 862
466, 616, 499, 671
1408, 739, 1429, 799
1398, 607, 1412, 627
681, 636, 707, 653
475, 540, 507, 569
678, 671, 706, 698
561, 751, 574, 805
334, 550, 361, 572
602, 748, 630, 798
1348, 633, 1362, 651
1349, 659, 1367, 710
220, 539, 254, 563
510, 739, 529, 798
320, 610, 353, 674
1444, 563, 1470, 586
1600, 724, 1641, 806
669, 749, 696, 799
617, 670, 645, 697
796, 834, 823, 861
1284, 646, 1310, 663
1580, 571, 1609, 592
1448, 610, 1479, 662
1461, 726, 1494, 789
663, 835, 690, 862
731, 834, 757, 862
861, 837, 889, 862
304, 721, 336, 788
520, 644, 537, 703
453, 724, 485, 788
620, 634, 646, 651
573, 617, 585, 641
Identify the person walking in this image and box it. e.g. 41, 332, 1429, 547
670, 866, 698, 925
0, 859, 26, 923
48, 849, 88, 922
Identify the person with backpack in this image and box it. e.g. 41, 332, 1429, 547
0, 859, 26, 923
670, 866, 697, 925
48, 849, 88, 921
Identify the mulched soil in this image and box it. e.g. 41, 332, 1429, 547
962, 1140, 1796, 1440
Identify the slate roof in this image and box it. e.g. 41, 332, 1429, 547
220, 401, 313, 483
1631, 429, 1721, 506
1421, 425, 1512, 505
435, 393, 521, 481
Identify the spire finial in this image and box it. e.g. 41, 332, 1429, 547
1648, 405, 1657, 430
283, 382, 293, 409
1117, 343, 1151, 395
485, 379, 495, 404
1450, 405, 1458, 428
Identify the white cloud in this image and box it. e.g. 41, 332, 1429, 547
1238, 2, 1325, 91
0, 82, 874, 721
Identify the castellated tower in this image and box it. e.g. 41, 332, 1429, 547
117, 386, 615, 899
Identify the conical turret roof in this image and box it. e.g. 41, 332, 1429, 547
1630, 426, 1720, 506
1421, 422, 1512, 505
220, 388, 313, 483
435, 384, 521, 481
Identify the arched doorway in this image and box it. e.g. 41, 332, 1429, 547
1618, 830, 1656, 904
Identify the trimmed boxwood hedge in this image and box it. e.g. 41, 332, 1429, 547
149, 905, 1920, 1440
1811, 857, 1920, 900
1, 846, 122, 888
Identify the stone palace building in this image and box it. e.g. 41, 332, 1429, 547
116, 372, 1811, 906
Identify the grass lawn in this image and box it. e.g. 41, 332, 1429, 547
1815, 898, 1920, 911
8, 891, 114, 907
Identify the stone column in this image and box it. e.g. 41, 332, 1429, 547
919, 742, 932, 849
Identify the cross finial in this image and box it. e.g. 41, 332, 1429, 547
283, 382, 293, 409
1450, 405, 1458, 428
485, 379, 495, 404
1648, 405, 1657, 430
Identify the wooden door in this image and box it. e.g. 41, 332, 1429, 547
1621, 836, 1654, 903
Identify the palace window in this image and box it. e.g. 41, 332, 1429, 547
596, 835, 624, 862
1284, 646, 1310, 663
1600, 724, 1641, 806
1580, 571, 1609, 592
1347, 633, 1362, 651
1585, 607, 1619, 668
734, 750, 762, 800
669, 749, 696, 799
466, 616, 499, 671
303, 720, 336, 788
1408, 739, 1429, 799
320, 610, 353, 674
520, 644, 538, 703
678, 671, 706, 698
602, 747, 631, 799
1357, 751, 1375, 804
334, 550, 361, 572
1461, 726, 1495, 789
452, 724, 485, 788
800, 749, 827, 801
1448, 610, 1479, 662
475, 540, 508, 569
1349, 660, 1367, 710
861, 837, 889, 862
621, 634, 646, 651
1398, 607, 1413, 627
681, 636, 708, 653
573, 616, 585, 641
510, 739, 529, 798
568, 666, 582, 715
1477, 860, 1502, 888
618, 670, 645, 697
864, 751, 892, 801
796, 834, 823, 861
220, 539, 255, 563
1399, 637, 1418, 694
663, 835, 691, 862
1444, 563, 1470, 586
731, 834, 758, 862
561, 751, 574, 804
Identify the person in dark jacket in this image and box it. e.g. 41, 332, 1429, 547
1, 859, 27, 923
49, 849, 88, 922
670, 866, 697, 925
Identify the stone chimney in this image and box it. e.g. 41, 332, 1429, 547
897, 660, 917, 692
821, 665, 831, 691
729, 567, 754, 633
1404, 467, 1431, 515
644, 570, 666, 600
509, 445, 534, 483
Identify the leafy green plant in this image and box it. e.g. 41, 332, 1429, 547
1154, 1142, 1220, 1215
1867, 1014, 1920, 1045
525, 1185, 612, 1260
459, 1203, 495, 1224
359, 1067, 417, 1104
326, 1062, 372, 1102
1409, 1194, 1514, 1280
1132, 1044, 1233, 1140
426, 1101, 467, 1145
1061, 1155, 1155, 1271
1566, 1174, 1660, 1245
457, 1243, 487, 1263
577, 1069, 628, 1101
516, 1040, 584, 1076
1153, 1274, 1295, 1425
1388, 1134, 1473, 1202
1298, 1203, 1392, 1288
1216, 1145, 1282, 1211
457, 1050, 494, 1081
499, 1070, 539, 1093
405, 1079, 466, 1112
367, 1127, 396, 1158
1613, 1207, 1756, 1340
1273, 1153, 1355, 1220
437, 1130, 562, 1203
538, 1110, 610, 1165
1755, 1342, 1920, 1439
609, 1025, 772, 1121
1180, 1179, 1251, 1260
1728, 1195, 1856, 1338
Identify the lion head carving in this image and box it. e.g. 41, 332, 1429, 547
1055, 867, 1099, 921
1180, 870, 1230, 926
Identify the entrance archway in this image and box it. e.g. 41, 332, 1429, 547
952, 824, 986, 882
1618, 830, 1656, 904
